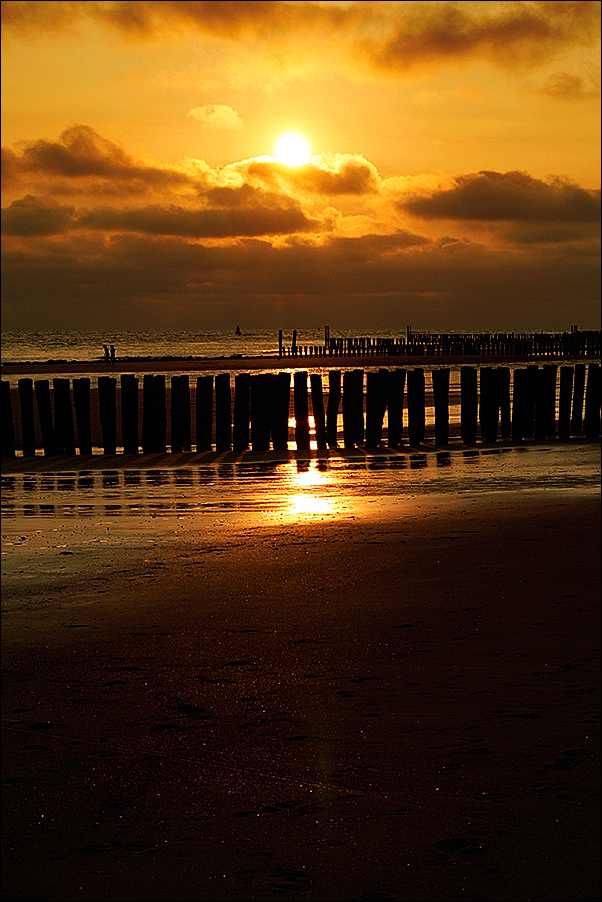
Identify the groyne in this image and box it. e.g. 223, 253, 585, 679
2, 362, 600, 458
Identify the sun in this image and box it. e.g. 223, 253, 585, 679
274, 132, 311, 166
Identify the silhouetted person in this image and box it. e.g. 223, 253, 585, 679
110, 345, 116, 365
103, 344, 110, 365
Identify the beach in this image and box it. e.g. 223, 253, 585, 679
2, 430, 601, 901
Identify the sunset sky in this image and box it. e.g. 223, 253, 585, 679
1, 0, 600, 333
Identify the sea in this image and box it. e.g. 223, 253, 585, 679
1, 328, 336, 366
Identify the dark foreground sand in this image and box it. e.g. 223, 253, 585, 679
2, 487, 600, 902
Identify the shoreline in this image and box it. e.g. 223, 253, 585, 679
2, 351, 600, 378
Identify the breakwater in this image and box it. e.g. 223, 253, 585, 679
2, 362, 600, 458
280, 328, 601, 359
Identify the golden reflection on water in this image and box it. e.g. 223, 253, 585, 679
287, 459, 335, 518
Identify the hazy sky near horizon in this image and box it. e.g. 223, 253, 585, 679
2, 0, 600, 333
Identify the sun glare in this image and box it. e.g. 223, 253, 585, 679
274, 132, 311, 166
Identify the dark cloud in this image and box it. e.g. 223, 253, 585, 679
539, 71, 601, 100
1, 195, 76, 236
247, 157, 380, 196
400, 171, 601, 223
358, 1, 601, 73
5, 125, 198, 192
3, 2, 598, 79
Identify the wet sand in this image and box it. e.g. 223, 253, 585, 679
2, 470, 600, 901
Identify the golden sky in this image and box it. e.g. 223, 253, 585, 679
1, 0, 600, 332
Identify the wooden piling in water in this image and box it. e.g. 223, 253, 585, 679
497, 367, 511, 438
120, 374, 138, 454
387, 368, 406, 448
524, 365, 538, 438
352, 369, 365, 447
73, 377, 92, 455
460, 367, 478, 445
365, 370, 384, 448
1, 381, 16, 457
432, 368, 450, 446
310, 373, 327, 450
195, 375, 213, 452
170, 375, 191, 453
294, 371, 310, 450
571, 363, 586, 434
215, 373, 232, 452
53, 378, 76, 456
35, 380, 55, 456
558, 366, 573, 441
479, 366, 499, 443
250, 374, 270, 452
326, 371, 341, 449
233, 373, 251, 452
142, 374, 166, 453
97, 376, 117, 455
407, 368, 425, 446
511, 369, 527, 442
584, 362, 601, 439
18, 379, 36, 457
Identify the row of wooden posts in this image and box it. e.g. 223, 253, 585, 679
1, 363, 600, 459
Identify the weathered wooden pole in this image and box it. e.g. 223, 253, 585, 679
294, 371, 310, 450
73, 377, 92, 455
1, 381, 16, 457
558, 366, 573, 441
387, 368, 406, 447
326, 370, 341, 448
511, 368, 527, 442
142, 375, 166, 453
215, 373, 232, 452
571, 363, 586, 434
365, 371, 382, 448
544, 364, 557, 438
18, 379, 36, 457
479, 366, 499, 443
35, 380, 55, 456
524, 365, 538, 438
497, 367, 511, 438
142, 374, 154, 453
432, 368, 450, 446
460, 367, 478, 444
342, 370, 355, 448
407, 368, 425, 446
250, 373, 270, 451
352, 369, 365, 446
170, 375, 191, 453
120, 374, 138, 454
53, 378, 76, 456
583, 362, 601, 439
195, 375, 213, 451
271, 372, 291, 451
233, 372, 251, 451
97, 376, 117, 455
310, 373, 327, 450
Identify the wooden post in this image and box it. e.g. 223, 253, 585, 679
511, 368, 527, 442
352, 369, 365, 446
545, 364, 558, 438
497, 367, 511, 438
524, 365, 538, 438
365, 370, 388, 447
142, 374, 154, 453
584, 363, 601, 439
310, 373, 327, 450
479, 366, 499, 443
294, 371, 310, 450
233, 372, 251, 451
407, 368, 425, 446
53, 378, 76, 456
558, 366, 573, 441
1, 381, 16, 457
326, 371, 341, 448
250, 374, 270, 451
120, 374, 138, 454
387, 368, 406, 447
195, 375, 213, 452
18, 379, 36, 457
170, 375, 191, 453
571, 363, 586, 434
271, 372, 291, 451
342, 370, 354, 447
155, 375, 167, 453
215, 373, 232, 452
73, 377, 92, 455
142, 375, 166, 453
432, 368, 450, 446
460, 367, 478, 444
97, 376, 117, 455
35, 380, 55, 456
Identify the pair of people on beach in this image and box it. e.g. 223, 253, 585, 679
103, 344, 116, 365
